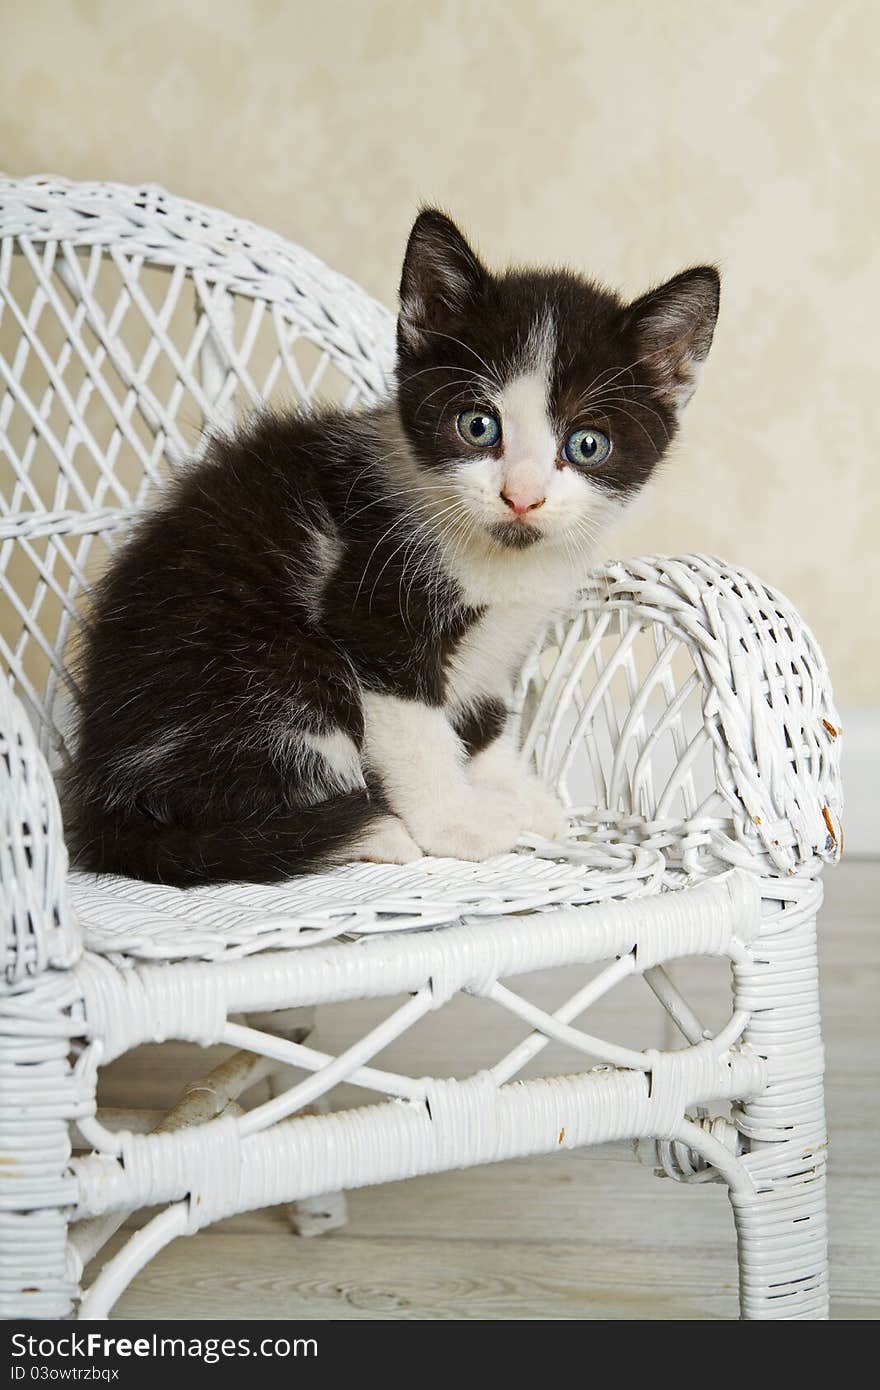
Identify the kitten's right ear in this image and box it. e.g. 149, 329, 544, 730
398, 209, 486, 351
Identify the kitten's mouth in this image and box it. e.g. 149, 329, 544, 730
488, 519, 543, 550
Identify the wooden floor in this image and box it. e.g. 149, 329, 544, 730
93, 860, 879, 1320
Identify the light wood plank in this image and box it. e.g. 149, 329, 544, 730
105, 1228, 742, 1321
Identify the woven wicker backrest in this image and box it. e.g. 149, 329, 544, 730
0, 177, 396, 766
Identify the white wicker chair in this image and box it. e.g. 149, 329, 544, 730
0, 176, 842, 1321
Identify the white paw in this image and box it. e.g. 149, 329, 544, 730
404, 788, 523, 861
355, 815, 424, 864
470, 765, 568, 843
513, 779, 569, 843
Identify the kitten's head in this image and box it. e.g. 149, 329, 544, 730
395, 209, 719, 555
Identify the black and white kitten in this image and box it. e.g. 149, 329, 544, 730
66, 211, 719, 885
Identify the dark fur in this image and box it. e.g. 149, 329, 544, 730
65, 210, 718, 885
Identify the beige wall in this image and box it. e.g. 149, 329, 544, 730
2, 0, 877, 703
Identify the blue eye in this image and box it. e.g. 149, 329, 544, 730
563, 428, 612, 468
456, 409, 501, 448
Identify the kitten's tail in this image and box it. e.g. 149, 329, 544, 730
65, 791, 388, 886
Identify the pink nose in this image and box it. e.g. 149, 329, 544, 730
501, 488, 545, 517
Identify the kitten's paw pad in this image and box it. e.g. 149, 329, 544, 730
406, 789, 522, 861
356, 815, 424, 865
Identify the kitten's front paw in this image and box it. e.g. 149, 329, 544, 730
515, 780, 569, 843
355, 815, 424, 864
470, 764, 568, 843
405, 788, 523, 861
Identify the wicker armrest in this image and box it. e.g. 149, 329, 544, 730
0, 676, 80, 983
517, 554, 843, 878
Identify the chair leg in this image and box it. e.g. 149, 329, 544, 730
730, 896, 829, 1319
246, 1006, 349, 1237
0, 971, 84, 1318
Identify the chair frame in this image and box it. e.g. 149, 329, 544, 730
0, 177, 842, 1320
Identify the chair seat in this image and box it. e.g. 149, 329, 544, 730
68, 820, 666, 964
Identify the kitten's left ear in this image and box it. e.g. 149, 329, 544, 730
398, 209, 487, 352
626, 267, 720, 413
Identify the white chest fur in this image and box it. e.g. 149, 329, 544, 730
442, 603, 546, 715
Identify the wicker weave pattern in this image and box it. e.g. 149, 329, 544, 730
0, 177, 841, 1321
68, 837, 663, 962
519, 555, 842, 877
0, 175, 393, 765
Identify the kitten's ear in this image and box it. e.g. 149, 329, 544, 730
626, 267, 720, 413
398, 209, 486, 351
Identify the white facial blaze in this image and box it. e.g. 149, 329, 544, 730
496, 370, 557, 509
